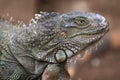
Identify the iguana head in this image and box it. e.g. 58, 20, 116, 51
13, 11, 109, 63
59, 11, 109, 41
43, 11, 109, 63
53, 12, 109, 63
36, 12, 109, 63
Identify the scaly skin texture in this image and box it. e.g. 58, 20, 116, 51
0, 11, 109, 80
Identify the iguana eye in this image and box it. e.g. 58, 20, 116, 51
73, 16, 89, 26
55, 50, 67, 63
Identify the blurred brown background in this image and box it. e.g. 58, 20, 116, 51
0, 0, 120, 80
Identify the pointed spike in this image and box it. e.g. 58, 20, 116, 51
35, 14, 42, 20
9, 17, 14, 22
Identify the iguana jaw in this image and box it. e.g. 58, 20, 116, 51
70, 24, 109, 44
71, 33, 104, 46
66, 27, 109, 59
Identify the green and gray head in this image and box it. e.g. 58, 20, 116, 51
13, 11, 109, 63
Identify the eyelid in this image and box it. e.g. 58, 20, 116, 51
74, 21, 91, 29
73, 16, 87, 20
73, 16, 89, 22
73, 16, 89, 26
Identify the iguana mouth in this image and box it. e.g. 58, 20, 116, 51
71, 26, 109, 45
68, 31, 108, 59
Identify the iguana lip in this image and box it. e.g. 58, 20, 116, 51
80, 27, 109, 35
71, 34, 104, 45
69, 28, 108, 39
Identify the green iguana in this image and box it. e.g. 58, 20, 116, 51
0, 11, 109, 80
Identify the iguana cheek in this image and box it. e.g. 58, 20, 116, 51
55, 50, 67, 63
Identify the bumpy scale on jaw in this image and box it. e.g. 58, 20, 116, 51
0, 11, 109, 80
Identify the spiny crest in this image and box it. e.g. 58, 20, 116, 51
0, 13, 16, 24
0, 13, 26, 29
29, 12, 61, 30
34, 11, 60, 21
13, 12, 60, 48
